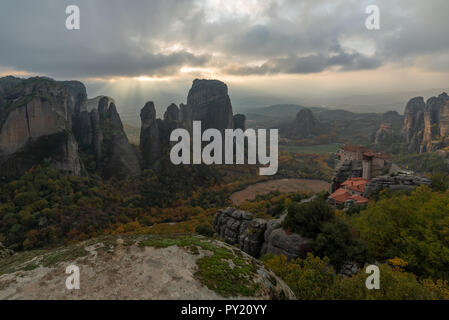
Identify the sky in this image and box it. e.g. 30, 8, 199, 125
1, 0, 449, 124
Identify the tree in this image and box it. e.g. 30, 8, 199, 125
431, 172, 449, 192
283, 198, 334, 238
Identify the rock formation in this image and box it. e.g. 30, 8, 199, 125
139, 79, 242, 167
0, 235, 295, 300
363, 173, 431, 198
213, 207, 312, 260
96, 99, 141, 178
187, 79, 234, 133
0, 77, 81, 178
281, 108, 319, 139
0, 76, 141, 179
373, 111, 403, 146
403, 93, 449, 153
140, 102, 161, 167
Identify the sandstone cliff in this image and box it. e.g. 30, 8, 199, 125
0, 76, 141, 179
403, 93, 449, 153
0, 77, 81, 178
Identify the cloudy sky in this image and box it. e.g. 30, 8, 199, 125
1, 0, 449, 123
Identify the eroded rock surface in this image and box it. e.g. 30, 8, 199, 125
213, 208, 313, 260
0, 236, 295, 300
403, 93, 449, 152
363, 174, 431, 198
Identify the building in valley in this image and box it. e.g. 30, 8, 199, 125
329, 145, 391, 207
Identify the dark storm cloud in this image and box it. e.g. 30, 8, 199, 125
224, 50, 381, 75
0, 0, 448, 78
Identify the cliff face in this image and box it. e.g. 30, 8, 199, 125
187, 79, 234, 133
0, 76, 141, 179
94, 98, 141, 178
403, 93, 449, 153
0, 77, 81, 178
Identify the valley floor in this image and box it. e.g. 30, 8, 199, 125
230, 179, 330, 205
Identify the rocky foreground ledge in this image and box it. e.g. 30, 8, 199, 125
0, 235, 295, 300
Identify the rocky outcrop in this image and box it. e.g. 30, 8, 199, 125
0, 77, 81, 178
281, 108, 319, 139
403, 97, 425, 152
363, 173, 431, 198
0, 76, 145, 179
332, 160, 363, 188
213, 207, 312, 260
213, 208, 265, 257
188, 79, 234, 134
373, 111, 403, 146
0, 235, 295, 300
139, 79, 240, 166
403, 93, 449, 153
422, 93, 449, 152
179, 103, 193, 133
97, 99, 140, 178
140, 102, 161, 168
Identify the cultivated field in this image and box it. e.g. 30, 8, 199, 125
230, 178, 330, 205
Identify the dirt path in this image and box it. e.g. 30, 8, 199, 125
230, 178, 330, 205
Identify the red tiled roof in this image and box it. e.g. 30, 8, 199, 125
350, 194, 369, 204
341, 178, 369, 193
329, 188, 351, 204
328, 188, 369, 205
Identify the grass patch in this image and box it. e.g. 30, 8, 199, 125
140, 235, 259, 297
0, 249, 46, 275
41, 246, 88, 267
0, 244, 89, 275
